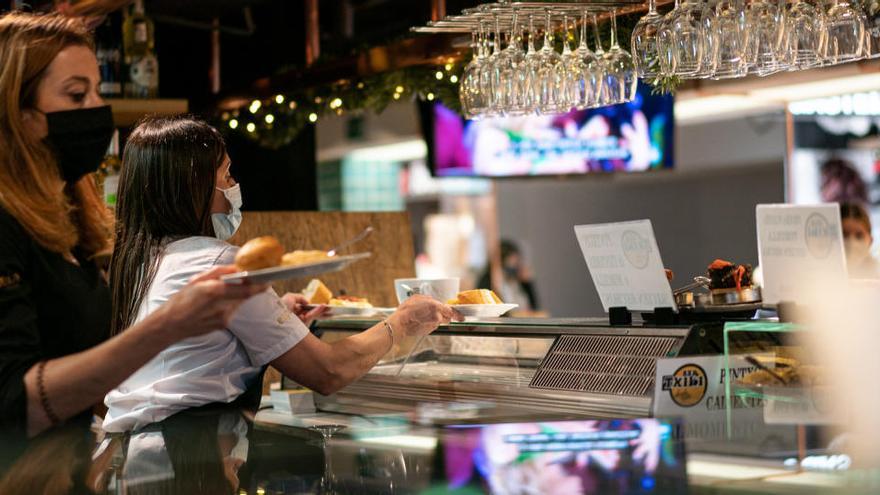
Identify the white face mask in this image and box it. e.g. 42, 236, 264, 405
212, 183, 243, 241
845, 237, 871, 263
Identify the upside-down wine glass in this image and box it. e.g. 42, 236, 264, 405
478, 16, 502, 116
523, 14, 542, 114
657, 0, 680, 76
823, 0, 866, 64
460, 23, 488, 118
575, 9, 602, 109
538, 9, 563, 114
693, 0, 718, 78
499, 9, 528, 115
744, 0, 785, 76
668, 0, 705, 76
591, 13, 611, 106
711, 0, 748, 78
782, 0, 825, 69
603, 10, 638, 104
557, 14, 580, 111
631, 0, 665, 79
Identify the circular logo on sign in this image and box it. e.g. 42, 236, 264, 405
804, 213, 834, 259
665, 364, 708, 408
621, 230, 650, 269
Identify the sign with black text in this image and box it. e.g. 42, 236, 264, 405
756, 204, 847, 305
575, 220, 676, 312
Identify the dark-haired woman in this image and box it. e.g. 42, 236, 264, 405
0, 12, 266, 476
104, 116, 462, 434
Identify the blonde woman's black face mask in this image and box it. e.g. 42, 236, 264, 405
41, 105, 115, 182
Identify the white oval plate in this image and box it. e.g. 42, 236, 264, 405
221, 252, 371, 284
305, 305, 395, 317
324, 306, 379, 317
451, 303, 519, 318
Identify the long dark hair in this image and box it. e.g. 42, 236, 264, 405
109, 116, 227, 335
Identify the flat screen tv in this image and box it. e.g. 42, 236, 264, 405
423, 82, 674, 177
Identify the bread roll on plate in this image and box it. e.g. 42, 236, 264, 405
281, 250, 330, 267
235, 236, 284, 271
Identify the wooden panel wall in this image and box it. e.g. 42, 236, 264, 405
228, 211, 416, 308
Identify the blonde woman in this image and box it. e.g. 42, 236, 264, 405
0, 12, 264, 477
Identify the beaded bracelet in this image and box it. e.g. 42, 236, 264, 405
36, 360, 61, 426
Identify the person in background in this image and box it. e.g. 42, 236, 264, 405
840, 202, 880, 278
821, 158, 868, 204
478, 240, 540, 312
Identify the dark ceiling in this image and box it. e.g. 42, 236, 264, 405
149, 0, 482, 111
0, 0, 481, 112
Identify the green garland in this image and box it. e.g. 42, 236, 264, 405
216, 64, 463, 149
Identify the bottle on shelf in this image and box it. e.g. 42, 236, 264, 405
99, 130, 122, 207
95, 12, 123, 98
122, 0, 159, 99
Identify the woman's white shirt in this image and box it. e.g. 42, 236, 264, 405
102, 236, 308, 433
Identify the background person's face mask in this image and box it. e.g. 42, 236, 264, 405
41, 105, 115, 183
844, 237, 871, 264
212, 183, 243, 241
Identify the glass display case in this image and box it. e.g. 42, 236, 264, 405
309, 317, 732, 421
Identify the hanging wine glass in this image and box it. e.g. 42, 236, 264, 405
461, 23, 488, 118
489, 13, 508, 115
537, 9, 563, 114
692, 0, 718, 78
711, 0, 748, 78
523, 14, 543, 114
478, 16, 501, 116
865, 4, 880, 58
575, 9, 602, 109
823, 0, 866, 64
657, 0, 680, 76
603, 10, 637, 104
499, 9, 528, 115
744, 0, 785, 76
557, 14, 580, 111
782, 0, 825, 69
667, 0, 705, 76
591, 13, 611, 106
632, 0, 664, 79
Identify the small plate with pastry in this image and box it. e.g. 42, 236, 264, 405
221, 237, 371, 284
301, 279, 390, 317
674, 259, 763, 315
447, 289, 518, 318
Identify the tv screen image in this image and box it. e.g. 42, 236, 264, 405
435, 418, 687, 495
429, 82, 674, 177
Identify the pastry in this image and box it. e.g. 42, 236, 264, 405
281, 250, 330, 267
235, 236, 284, 271
303, 279, 333, 305
738, 357, 821, 387
707, 259, 753, 291
329, 295, 372, 308
449, 289, 503, 305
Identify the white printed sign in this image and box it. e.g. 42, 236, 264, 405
652, 355, 795, 450
653, 355, 762, 421
574, 220, 675, 312
756, 204, 847, 305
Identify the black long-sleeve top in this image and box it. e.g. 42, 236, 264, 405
0, 207, 110, 471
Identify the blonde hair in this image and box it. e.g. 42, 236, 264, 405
0, 12, 112, 256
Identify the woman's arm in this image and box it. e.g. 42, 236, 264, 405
23, 266, 265, 437
271, 295, 462, 395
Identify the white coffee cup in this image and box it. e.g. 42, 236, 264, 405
394, 278, 460, 304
